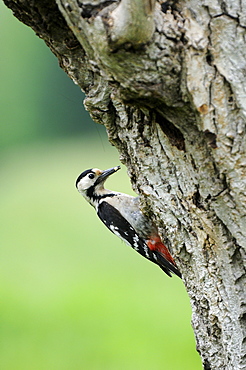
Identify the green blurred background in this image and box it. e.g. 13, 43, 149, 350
0, 3, 201, 369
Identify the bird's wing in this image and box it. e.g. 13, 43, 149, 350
97, 201, 181, 278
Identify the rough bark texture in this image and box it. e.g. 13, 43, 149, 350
3, 0, 246, 368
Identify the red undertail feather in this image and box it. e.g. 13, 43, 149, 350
146, 236, 177, 266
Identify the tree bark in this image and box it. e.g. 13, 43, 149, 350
3, 0, 246, 368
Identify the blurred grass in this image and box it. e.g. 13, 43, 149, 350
0, 139, 201, 370
0, 2, 95, 151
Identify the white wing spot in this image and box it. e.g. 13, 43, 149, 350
132, 235, 140, 251
143, 244, 150, 258
110, 224, 117, 232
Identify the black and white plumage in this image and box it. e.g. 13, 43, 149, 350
75, 166, 181, 278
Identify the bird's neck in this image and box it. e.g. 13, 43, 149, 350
85, 186, 117, 208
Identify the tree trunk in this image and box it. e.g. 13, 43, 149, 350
3, 0, 246, 368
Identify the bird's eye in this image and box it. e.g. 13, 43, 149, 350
88, 173, 95, 179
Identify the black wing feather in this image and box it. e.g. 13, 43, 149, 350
97, 201, 181, 278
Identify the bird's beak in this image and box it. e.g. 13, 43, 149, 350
95, 166, 120, 185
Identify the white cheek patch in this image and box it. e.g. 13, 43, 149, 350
78, 174, 97, 191
78, 178, 89, 191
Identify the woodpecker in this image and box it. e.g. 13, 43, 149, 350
75, 166, 181, 278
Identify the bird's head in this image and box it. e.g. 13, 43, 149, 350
75, 166, 120, 204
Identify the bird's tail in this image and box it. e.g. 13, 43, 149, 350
157, 254, 182, 278
146, 236, 182, 278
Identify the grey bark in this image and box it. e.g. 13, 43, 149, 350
3, 0, 246, 368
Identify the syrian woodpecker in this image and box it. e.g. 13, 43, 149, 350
75, 166, 181, 278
